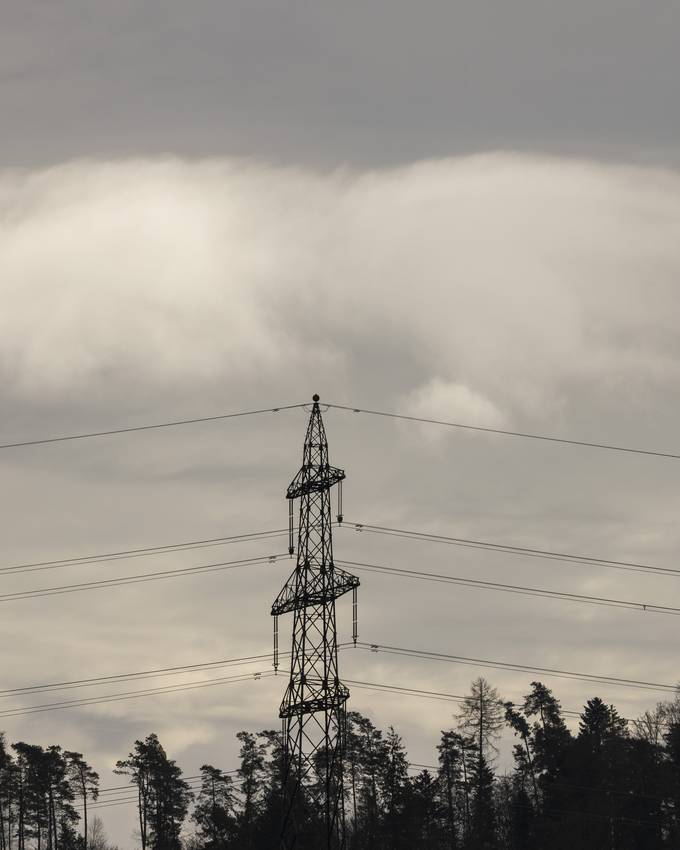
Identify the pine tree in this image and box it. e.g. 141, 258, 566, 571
115, 734, 191, 850
234, 732, 265, 850
344, 712, 364, 846
507, 783, 534, 850
403, 771, 443, 849
504, 704, 539, 808
0, 735, 12, 850
64, 752, 98, 850
468, 753, 496, 850
436, 729, 466, 848
192, 765, 235, 850
252, 730, 284, 849
12, 743, 49, 850
350, 713, 386, 849
377, 727, 409, 850
664, 709, 680, 845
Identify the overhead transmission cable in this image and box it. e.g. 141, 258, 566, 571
0, 671, 595, 722
86, 774, 246, 811
337, 558, 680, 618
0, 552, 287, 603
325, 402, 680, 460
345, 679, 670, 731
2, 641, 677, 721
5, 546, 672, 619
2, 518, 671, 585
1, 398, 677, 461
81, 773, 666, 829
0, 669, 280, 718
0, 403, 307, 450
0, 528, 290, 577
13, 672, 665, 816
0, 650, 284, 698
345, 679, 580, 719
344, 521, 680, 579
355, 641, 679, 694
87, 772, 663, 814
96, 769, 239, 796
4, 543, 676, 619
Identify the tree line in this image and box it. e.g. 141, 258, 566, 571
2, 677, 680, 849
0, 738, 98, 850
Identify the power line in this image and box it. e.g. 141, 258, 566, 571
346, 679, 671, 731
85, 775, 251, 812
0, 669, 279, 718
87, 781, 204, 808
48, 679, 668, 821
0, 552, 287, 603
0, 404, 306, 450
81, 771, 667, 830
0, 669, 544, 721
2, 513, 666, 589
85, 775, 247, 811
344, 521, 680, 579
0, 651, 281, 697
3, 640, 676, 717
0, 662, 577, 720
326, 402, 680, 461
4, 398, 675, 461
1, 646, 671, 723
337, 558, 680, 618
0, 661, 671, 813
97, 777, 201, 796
3, 643, 675, 722
356, 642, 679, 694
95, 770, 239, 796
8, 527, 669, 615
95, 773, 666, 830
0, 643, 350, 701
0, 528, 289, 577
344, 679, 580, 720
10, 670, 665, 808
3, 667, 670, 816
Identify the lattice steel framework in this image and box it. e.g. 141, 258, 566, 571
272, 394, 359, 850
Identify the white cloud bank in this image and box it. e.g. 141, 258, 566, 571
406, 378, 506, 435
1, 154, 679, 422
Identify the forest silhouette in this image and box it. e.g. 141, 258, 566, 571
2, 675, 680, 849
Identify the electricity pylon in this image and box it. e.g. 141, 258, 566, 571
272, 394, 359, 850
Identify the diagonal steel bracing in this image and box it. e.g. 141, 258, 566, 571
272, 395, 359, 850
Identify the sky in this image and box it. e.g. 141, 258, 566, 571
2, 1, 680, 846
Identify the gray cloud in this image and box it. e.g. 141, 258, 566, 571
2, 2, 680, 168
2, 154, 680, 407
1, 153, 680, 846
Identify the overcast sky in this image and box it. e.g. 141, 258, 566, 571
2, 2, 680, 847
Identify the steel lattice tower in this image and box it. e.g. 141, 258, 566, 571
272, 394, 359, 850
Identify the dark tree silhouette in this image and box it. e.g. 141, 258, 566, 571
115, 734, 191, 850
5, 681, 680, 850
191, 766, 235, 850
64, 753, 98, 850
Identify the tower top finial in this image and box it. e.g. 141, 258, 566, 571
312, 393, 320, 402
